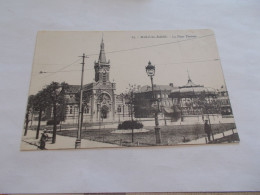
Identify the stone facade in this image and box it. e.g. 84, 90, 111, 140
63, 38, 130, 124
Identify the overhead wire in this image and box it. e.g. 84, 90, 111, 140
39, 58, 81, 79
38, 33, 215, 79
86, 34, 214, 56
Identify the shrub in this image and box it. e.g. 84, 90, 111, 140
118, 120, 143, 130
118, 124, 122, 129
46, 120, 60, 126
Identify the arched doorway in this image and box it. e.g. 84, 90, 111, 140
101, 105, 109, 119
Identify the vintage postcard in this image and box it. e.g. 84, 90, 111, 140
21, 29, 239, 151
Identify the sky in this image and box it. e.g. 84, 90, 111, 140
29, 29, 226, 95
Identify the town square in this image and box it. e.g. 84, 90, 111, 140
21, 30, 239, 150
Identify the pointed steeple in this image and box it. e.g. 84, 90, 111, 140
183, 69, 199, 87
98, 36, 107, 63
94, 36, 111, 83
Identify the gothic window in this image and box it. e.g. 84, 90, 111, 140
101, 93, 111, 104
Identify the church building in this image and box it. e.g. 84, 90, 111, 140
64, 38, 129, 124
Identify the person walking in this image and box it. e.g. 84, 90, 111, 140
204, 120, 212, 142
39, 130, 49, 150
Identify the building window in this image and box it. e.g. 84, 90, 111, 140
117, 106, 121, 113
84, 107, 90, 114
70, 106, 73, 114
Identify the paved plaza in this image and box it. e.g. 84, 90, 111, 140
21, 130, 121, 151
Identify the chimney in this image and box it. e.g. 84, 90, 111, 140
169, 83, 174, 87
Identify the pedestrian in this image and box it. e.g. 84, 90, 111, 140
39, 130, 49, 150
204, 120, 212, 142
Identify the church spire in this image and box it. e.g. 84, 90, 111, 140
94, 36, 111, 83
98, 35, 107, 63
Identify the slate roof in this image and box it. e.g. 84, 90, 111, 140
139, 85, 176, 92
180, 78, 202, 88
66, 83, 94, 94
66, 85, 80, 93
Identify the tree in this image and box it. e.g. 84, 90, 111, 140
196, 92, 221, 120
33, 88, 49, 139
75, 89, 92, 127
45, 82, 69, 144
124, 84, 137, 143
24, 95, 34, 136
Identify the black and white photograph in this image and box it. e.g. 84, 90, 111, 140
20, 29, 239, 150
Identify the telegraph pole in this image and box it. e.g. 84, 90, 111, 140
75, 53, 87, 149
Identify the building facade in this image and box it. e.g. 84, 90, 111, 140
63, 39, 130, 124
218, 85, 233, 116
133, 75, 233, 123
133, 84, 177, 118
169, 76, 221, 122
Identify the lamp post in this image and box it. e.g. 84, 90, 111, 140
145, 61, 162, 144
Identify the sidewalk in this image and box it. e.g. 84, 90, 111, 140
180, 129, 238, 145
21, 130, 120, 151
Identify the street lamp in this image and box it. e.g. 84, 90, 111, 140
145, 61, 162, 144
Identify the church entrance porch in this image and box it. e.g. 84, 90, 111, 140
101, 105, 109, 119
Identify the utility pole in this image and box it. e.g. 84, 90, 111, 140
75, 53, 87, 149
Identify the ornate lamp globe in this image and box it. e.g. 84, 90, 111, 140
145, 61, 155, 77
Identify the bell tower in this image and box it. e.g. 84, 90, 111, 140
94, 37, 110, 84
